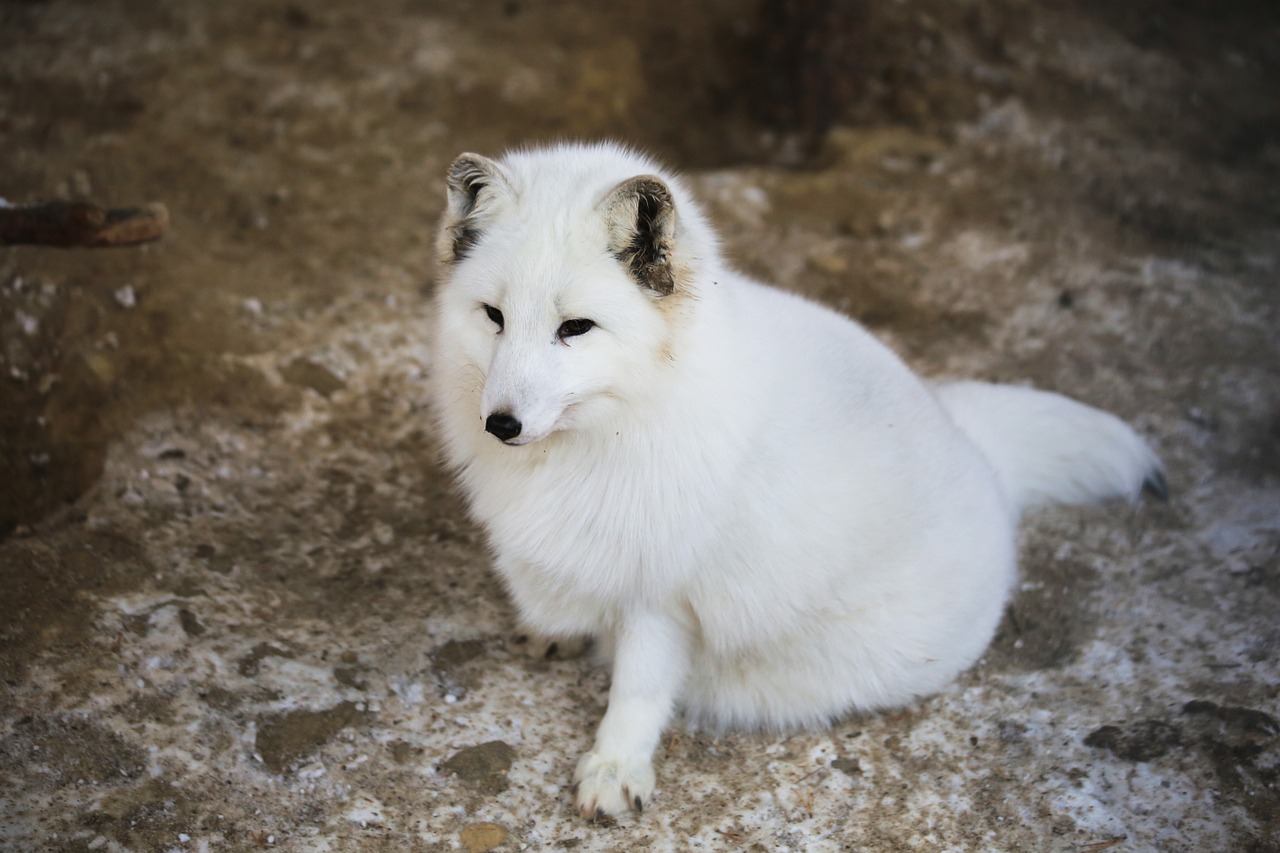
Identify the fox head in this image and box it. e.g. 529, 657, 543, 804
431, 144, 712, 448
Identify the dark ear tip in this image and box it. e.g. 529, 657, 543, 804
448, 152, 486, 171
605, 175, 674, 211
631, 175, 673, 199
446, 153, 498, 193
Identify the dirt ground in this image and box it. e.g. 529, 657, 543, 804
1, 1, 1278, 851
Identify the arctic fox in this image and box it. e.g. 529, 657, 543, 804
428, 141, 1164, 818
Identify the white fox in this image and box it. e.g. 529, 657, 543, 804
428, 142, 1164, 818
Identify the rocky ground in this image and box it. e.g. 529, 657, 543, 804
1, 1, 1278, 851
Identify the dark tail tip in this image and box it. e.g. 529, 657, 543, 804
1142, 468, 1170, 502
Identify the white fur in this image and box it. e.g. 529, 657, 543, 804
428, 142, 1162, 818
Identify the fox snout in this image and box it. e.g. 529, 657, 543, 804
480, 343, 569, 446
485, 411, 522, 442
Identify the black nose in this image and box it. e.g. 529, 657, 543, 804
485, 412, 523, 442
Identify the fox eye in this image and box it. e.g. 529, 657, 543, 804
482, 304, 504, 331
557, 318, 595, 340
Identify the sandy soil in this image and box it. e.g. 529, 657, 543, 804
1, 1, 1277, 851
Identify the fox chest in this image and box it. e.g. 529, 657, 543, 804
465, 454, 713, 610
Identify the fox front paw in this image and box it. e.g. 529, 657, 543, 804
573, 751, 655, 818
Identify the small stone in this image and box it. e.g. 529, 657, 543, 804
808, 250, 848, 275
281, 357, 345, 397
178, 608, 205, 637
16, 310, 38, 335
1084, 719, 1181, 762
831, 757, 861, 776
255, 701, 366, 772
113, 284, 137, 308
442, 741, 515, 794
389, 740, 416, 764
460, 822, 508, 853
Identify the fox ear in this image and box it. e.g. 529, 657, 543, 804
602, 175, 677, 296
438, 153, 506, 264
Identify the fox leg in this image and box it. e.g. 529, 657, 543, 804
573, 608, 688, 818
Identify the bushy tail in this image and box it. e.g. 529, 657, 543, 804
936, 381, 1166, 514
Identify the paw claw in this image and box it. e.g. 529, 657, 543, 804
573, 750, 654, 819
